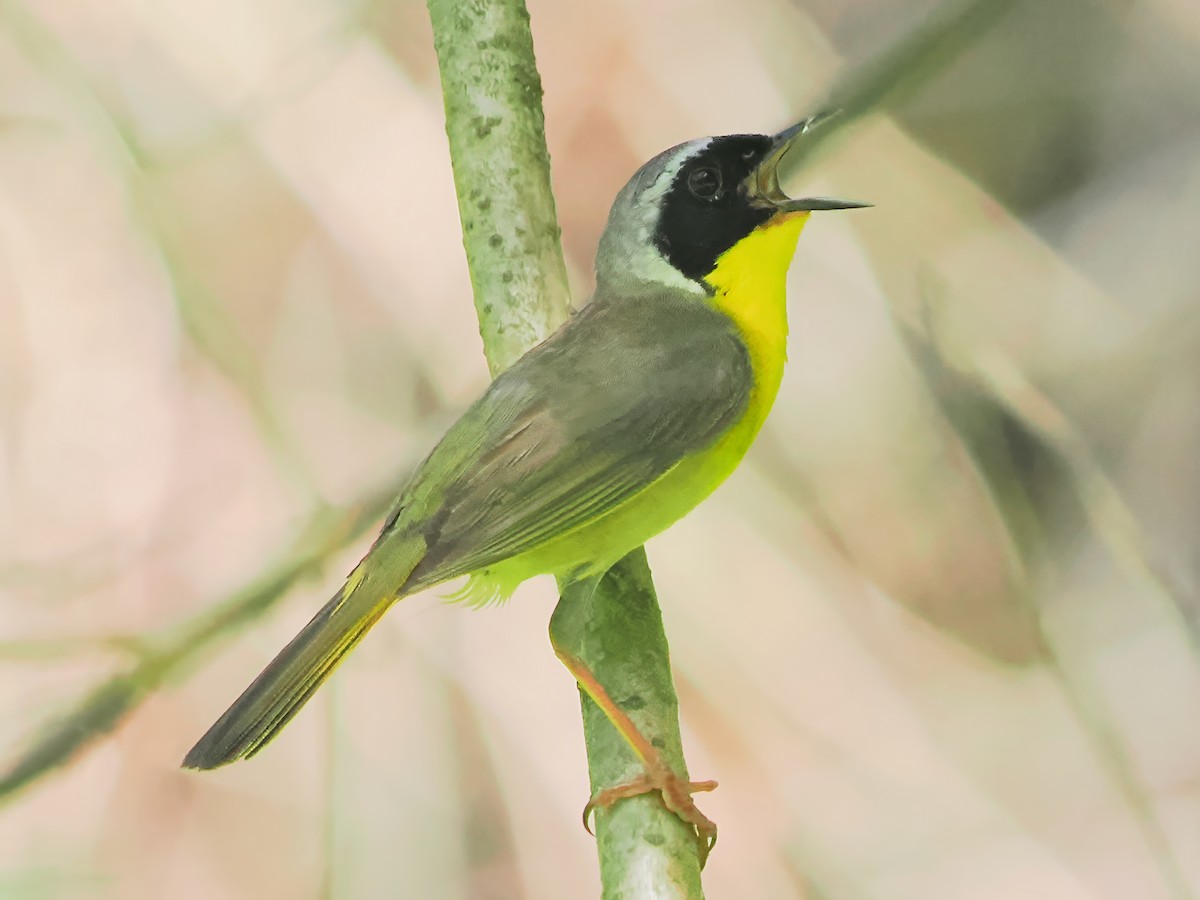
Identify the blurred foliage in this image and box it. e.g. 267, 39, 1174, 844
1, 0, 1198, 897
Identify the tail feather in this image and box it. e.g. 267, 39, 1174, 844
183, 573, 396, 770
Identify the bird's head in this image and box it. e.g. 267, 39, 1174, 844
595, 120, 866, 298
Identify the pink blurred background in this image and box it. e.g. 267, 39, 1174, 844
2, 0, 1199, 897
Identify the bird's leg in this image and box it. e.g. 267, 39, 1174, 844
551, 642, 718, 858
549, 575, 717, 865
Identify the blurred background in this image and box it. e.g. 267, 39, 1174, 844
2, 0, 1199, 897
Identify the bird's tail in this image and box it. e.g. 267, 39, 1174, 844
182, 538, 420, 770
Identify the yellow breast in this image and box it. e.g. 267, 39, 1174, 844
705, 210, 808, 432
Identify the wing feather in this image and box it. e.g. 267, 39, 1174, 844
395, 295, 753, 590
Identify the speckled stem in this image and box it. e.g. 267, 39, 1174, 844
425, 0, 706, 895
554, 554, 706, 898
427, 0, 571, 372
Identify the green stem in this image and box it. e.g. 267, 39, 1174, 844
555, 555, 706, 896
425, 0, 706, 894
426, 0, 571, 369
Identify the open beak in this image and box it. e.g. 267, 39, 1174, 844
746, 116, 870, 213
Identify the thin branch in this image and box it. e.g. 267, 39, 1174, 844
894, 285, 1197, 900
425, 0, 706, 892
426, 0, 571, 369
782, 0, 1016, 173
0, 477, 405, 803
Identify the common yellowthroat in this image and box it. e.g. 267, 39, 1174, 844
183, 119, 864, 851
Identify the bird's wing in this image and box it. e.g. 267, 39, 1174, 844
390, 295, 754, 589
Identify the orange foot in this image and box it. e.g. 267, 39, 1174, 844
583, 759, 719, 866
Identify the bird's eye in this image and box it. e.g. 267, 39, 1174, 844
687, 166, 722, 199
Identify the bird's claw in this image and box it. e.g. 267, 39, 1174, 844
582, 762, 719, 867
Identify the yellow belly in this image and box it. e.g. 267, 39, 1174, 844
461, 213, 808, 604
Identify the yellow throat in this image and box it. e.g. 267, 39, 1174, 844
705, 211, 810, 420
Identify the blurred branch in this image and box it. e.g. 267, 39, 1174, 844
0, 475, 405, 804
781, 0, 1017, 173
969, 349, 1199, 641
1, 0, 316, 498
775, 1, 1196, 892
895, 282, 1197, 900
425, 0, 707, 892
901, 274, 1198, 651
0, 635, 155, 662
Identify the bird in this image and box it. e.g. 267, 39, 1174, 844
182, 118, 865, 855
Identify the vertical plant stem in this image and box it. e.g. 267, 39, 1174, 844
554, 557, 707, 896
425, 0, 707, 894
426, 0, 571, 368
